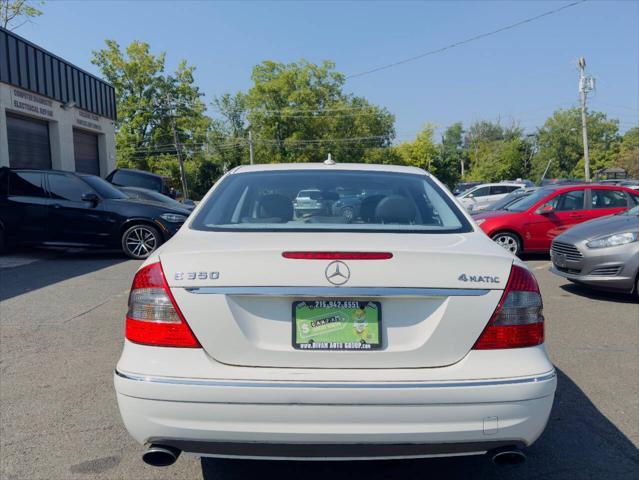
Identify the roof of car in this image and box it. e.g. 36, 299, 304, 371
230, 163, 428, 175
1, 167, 93, 177
463, 182, 526, 190
112, 168, 165, 178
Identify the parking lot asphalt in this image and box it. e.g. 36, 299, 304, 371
0, 248, 637, 480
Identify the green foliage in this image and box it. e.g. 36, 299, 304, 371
460, 120, 531, 183
466, 137, 529, 182
531, 108, 621, 180
434, 122, 464, 187
244, 60, 395, 163
618, 127, 639, 178
1, 0, 43, 30
92, 40, 210, 196
394, 124, 439, 172
209, 92, 248, 171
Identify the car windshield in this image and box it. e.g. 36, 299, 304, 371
623, 205, 639, 215
485, 190, 534, 211
112, 170, 163, 191
504, 188, 555, 212
191, 170, 471, 233
81, 175, 128, 199
128, 188, 186, 209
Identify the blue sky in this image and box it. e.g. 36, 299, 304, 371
16, 0, 639, 140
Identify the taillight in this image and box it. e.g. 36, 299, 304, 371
125, 262, 201, 348
282, 252, 393, 260
473, 265, 544, 349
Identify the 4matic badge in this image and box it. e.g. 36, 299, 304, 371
458, 273, 500, 284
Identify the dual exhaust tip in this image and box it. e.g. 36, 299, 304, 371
142, 444, 526, 467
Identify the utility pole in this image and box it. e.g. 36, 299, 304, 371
166, 95, 189, 199
578, 57, 595, 182
540, 158, 553, 184
248, 130, 254, 165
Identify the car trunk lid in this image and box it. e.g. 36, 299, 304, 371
162, 231, 512, 368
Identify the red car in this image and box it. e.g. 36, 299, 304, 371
473, 184, 639, 255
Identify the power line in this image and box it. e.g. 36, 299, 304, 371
346, 0, 587, 80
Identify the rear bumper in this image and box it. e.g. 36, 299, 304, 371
114, 346, 556, 459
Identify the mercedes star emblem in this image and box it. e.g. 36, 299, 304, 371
325, 260, 350, 285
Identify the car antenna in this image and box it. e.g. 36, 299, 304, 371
324, 153, 336, 165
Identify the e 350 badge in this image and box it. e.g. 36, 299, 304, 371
174, 271, 220, 281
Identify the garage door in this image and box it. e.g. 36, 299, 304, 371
73, 129, 100, 176
6, 113, 52, 169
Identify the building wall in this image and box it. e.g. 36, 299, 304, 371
0, 82, 116, 175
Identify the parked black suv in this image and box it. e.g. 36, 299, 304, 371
106, 168, 175, 198
0, 168, 190, 259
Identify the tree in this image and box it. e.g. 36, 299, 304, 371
245, 60, 395, 163
466, 137, 528, 182
618, 127, 639, 178
1, 0, 43, 30
395, 124, 439, 172
92, 40, 210, 195
531, 108, 620, 179
209, 92, 248, 171
462, 120, 529, 182
435, 122, 465, 187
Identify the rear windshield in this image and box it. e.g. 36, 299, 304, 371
191, 170, 472, 233
111, 170, 162, 192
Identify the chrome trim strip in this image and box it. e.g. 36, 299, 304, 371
182, 286, 490, 297
115, 370, 556, 389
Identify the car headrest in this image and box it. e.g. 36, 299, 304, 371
258, 194, 293, 222
374, 195, 417, 224
359, 195, 386, 222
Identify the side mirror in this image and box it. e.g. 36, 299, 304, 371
536, 203, 555, 215
81, 192, 99, 206
467, 193, 474, 199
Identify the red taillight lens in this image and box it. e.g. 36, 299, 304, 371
125, 262, 201, 348
282, 252, 393, 260
473, 265, 544, 349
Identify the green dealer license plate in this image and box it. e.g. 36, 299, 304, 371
292, 300, 382, 351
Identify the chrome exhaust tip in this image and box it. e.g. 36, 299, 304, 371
491, 447, 526, 466
142, 445, 181, 467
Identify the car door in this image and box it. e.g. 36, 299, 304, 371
586, 188, 632, 220
481, 185, 512, 210
462, 186, 490, 211
1, 170, 51, 244
523, 188, 587, 251
46, 173, 112, 246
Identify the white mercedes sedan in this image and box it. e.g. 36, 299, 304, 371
114, 163, 556, 467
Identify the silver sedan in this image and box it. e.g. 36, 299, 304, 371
550, 205, 639, 294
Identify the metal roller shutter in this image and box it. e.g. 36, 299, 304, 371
73, 129, 100, 176
6, 113, 52, 169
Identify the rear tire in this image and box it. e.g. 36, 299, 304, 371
491, 232, 522, 256
121, 224, 161, 260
